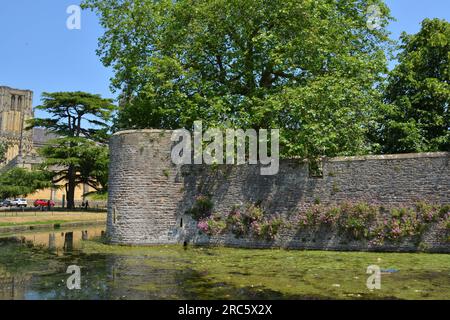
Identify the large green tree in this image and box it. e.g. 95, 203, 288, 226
83, 0, 392, 158
372, 18, 450, 153
28, 92, 115, 209
0, 168, 52, 199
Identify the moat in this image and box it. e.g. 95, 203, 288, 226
0, 226, 449, 300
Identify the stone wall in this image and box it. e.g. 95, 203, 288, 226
107, 130, 450, 252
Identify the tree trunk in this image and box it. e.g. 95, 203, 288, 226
66, 165, 76, 209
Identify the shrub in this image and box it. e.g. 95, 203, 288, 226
338, 202, 378, 239
251, 217, 284, 241
293, 202, 448, 243
415, 201, 441, 222
297, 205, 321, 228
439, 205, 450, 219
189, 195, 214, 221
320, 207, 340, 225
242, 205, 264, 225
262, 218, 284, 240
196, 201, 449, 245
226, 208, 247, 238
225, 204, 284, 240
197, 214, 227, 236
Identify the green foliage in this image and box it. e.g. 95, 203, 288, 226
85, 191, 108, 201
198, 204, 284, 241
28, 92, 115, 142
188, 195, 214, 221
0, 168, 52, 199
82, 0, 392, 158
27, 92, 115, 208
371, 19, 450, 153
256, 217, 284, 241
242, 205, 264, 226
294, 202, 449, 244
197, 214, 227, 236
0, 142, 9, 164
39, 138, 110, 192
225, 207, 247, 237
336, 203, 376, 239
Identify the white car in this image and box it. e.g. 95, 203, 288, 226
11, 198, 28, 207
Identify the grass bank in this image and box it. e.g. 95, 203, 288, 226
0, 212, 106, 233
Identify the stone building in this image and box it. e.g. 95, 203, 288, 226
0, 86, 34, 163
0, 86, 99, 205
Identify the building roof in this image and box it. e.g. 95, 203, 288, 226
33, 128, 58, 148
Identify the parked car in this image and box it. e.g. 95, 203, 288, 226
0, 199, 12, 207
11, 198, 28, 207
33, 199, 55, 208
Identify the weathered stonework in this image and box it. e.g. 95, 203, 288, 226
0, 86, 34, 163
107, 130, 450, 252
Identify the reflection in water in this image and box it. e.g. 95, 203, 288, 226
0, 227, 106, 300
49, 233, 56, 252
63, 232, 74, 252
0, 273, 32, 300
0, 226, 449, 300
0, 226, 289, 300
1, 226, 104, 255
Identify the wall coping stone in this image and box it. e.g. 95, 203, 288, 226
110, 130, 449, 163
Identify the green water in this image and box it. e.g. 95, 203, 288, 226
0, 227, 449, 300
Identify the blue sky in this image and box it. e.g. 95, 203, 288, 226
1, 0, 450, 118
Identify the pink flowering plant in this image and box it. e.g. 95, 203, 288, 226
197, 220, 210, 234
293, 201, 449, 245
415, 202, 439, 222
227, 205, 284, 240
258, 217, 284, 241
297, 205, 339, 229
334, 202, 377, 239
443, 211, 450, 242
195, 200, 449, 245
226, 207, 247, 237
197, 214, 227, 236
242, 205, 264, 226
196, 204, 285, 240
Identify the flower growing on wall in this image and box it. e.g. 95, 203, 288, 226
188, 194, 214, 221
226, 208, 246, 237
197, 220, 209, 233
195, 200, 449, 245
197, 214, 227, 236
291, 201, 448, 245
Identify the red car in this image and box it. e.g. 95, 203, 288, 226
34, 199, 55, 207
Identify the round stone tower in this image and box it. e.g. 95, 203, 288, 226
107, 129, 184, 245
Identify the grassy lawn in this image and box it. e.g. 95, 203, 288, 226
0, 220, 73, 227
0, 212, 106, 227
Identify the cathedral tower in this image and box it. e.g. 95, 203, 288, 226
0, 86, 34, 163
